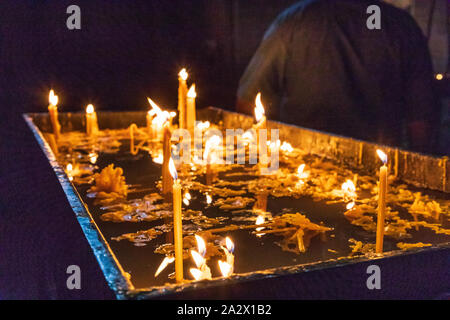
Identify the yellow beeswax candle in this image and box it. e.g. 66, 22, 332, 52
186, 84, 196, 136
376, 149, 388, 253
169, 158, 183, 283
178, 68, 188, 129
48, 90, 61, 140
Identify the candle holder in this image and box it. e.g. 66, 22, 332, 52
23, 107, 450, 299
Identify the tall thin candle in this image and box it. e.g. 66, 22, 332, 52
376, 149, 388, 253
162, 123, 173, 197
186, 84, 196, 136
178, 68, 188, 129
169, 158, 183, 283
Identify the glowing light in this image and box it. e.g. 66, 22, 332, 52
346, 202, 355, 210
268, 139, 281, 151
89, 152, 98, 164
195, 234, 206, 257
342, 180, 356, 193
242, 131, 255, 145
204, 135, 222, 163
297, 164, 309, 179
196, 121, 210, 131
218, 260, 232, 278
49, 90, 58, 106
153, 153, 163, 164
66, 163, 73, 181
86, 104, 94, 114
154, 256, 175, 277
168, 157, 178, 180
254, 92, 265, 123
225, 237, 234, 253
376, 149, 388, 164
187, 84, 196, 98
183, 192, 191, 206
255, 215, 265, 234
191, 250, 205, 269
147, 98, 171, 127
179, 68, 188, 81
206, 194, 212, 204
436, 73, 443, 80
280, 141, 293, 153
190, 268, 203, 281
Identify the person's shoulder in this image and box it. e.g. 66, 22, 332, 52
263, 0, 317, 39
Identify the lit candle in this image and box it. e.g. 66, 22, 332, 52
162, 122, 173, 197
169, 158, 183, 283
221, 237, 234, 275
376, 149, 388, 253
85, 104, 98, 136
148, 98, 170, 141
254, 93, 268, 171
186, 84, 196, 136
190, 235, 212, 281
48, 90, 61, 140
254, 92, 266, 130
178, 68, 188, 129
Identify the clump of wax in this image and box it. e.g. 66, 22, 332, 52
90, 164, 128, 198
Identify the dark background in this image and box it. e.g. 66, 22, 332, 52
0, 1, 447, 299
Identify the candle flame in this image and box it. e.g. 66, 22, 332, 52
147, 98, 162, 115
89, 152, 98, 164
254, 92, 265, 123
297, 164, 305, 175
66, 163, 73, 181
195, 234, 206, 257
49, 90, 58, 106
191, 250, 205, 269
342, 180, 356, 193
346, 202, 355, 210
256, 215, 265, 225
376, 149, 388, 164
190, 268, 203, 281
218, 260, 232, 278
204, 135, 222, 163
179, 68, 188, 81
154, 256, 175, 277
225, 237, 234, 253
187, 84, 196, 98
197, 121, 210, 130
280, 141, 293, 153
297, 164, 309, 179
255, 215, 265, 234
148, 98, 171, 127
168, 157, 178, 180
206, 194, 212, 204
183, 192, 191, 206
153, 153, 163, 164
86, 104, 94, 114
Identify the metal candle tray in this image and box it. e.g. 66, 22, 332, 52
23, 108, 450, 299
